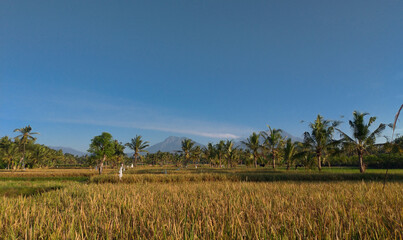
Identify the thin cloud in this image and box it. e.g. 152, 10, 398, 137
46, 117, 243, 139
13, 92, 253, 139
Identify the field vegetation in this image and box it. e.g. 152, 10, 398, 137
0, 167, 402, 239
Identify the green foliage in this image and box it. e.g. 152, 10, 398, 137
261, 125, 285, 168
337, 111, 386, 173
330, 153, 403, 169
88, 132, 117, 174
125, 135, 149, 166
303, 115, 339, 171
224, 140, 238, 168
88, 132, 115, 158
181, 138, 195, 166
13, 125, 39, 169
242, 132, 261, 168
283, 138, 299, 170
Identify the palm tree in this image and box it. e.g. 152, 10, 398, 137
215, 140, 226, 168
337, 111, 385, 173
13, 125, 39, 169
392, 104, 403, 138
113, 140, 126, 168
191, 146, 202, 168
224, 140, 233, 168
303, 115, 339, 171
181, 138, 195, 166
242, 132, 260, 168
283, 139, 299, 170
203, 143, 216, 167
261, 125, 284, 169
31, 144, 49, 168
125, 135, 149, 167
224, 140, 238, 168
0, 136, 19, 170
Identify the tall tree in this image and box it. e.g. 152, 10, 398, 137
31, 145, 49, 168
215, 140, 226, 168
224, 140, 238, 168
303, 115, 339, 171
337, 111, 385, 173
242, 132, 260, 168
261, 125, 285, 169
0, 136, 18, 169
203, 143, 216, 167
392, 104, 403, 138
181, 138, 195, 166
283, 139, 299, 170
191, 146, 202, 168
88, 132, 115, 174
13, 125, 39, 169
125, 135, 149, 167
113, 140, 126, 168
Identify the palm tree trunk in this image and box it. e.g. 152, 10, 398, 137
272, 155, 276, 169
19, 143, 26, 170
317, 154, 322, 171
134, 153, 138, 167
286, 159, 290, 170
254, 154, 257, 168
359, 152, 365, 173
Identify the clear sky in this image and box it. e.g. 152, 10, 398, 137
1, 0, 403, 152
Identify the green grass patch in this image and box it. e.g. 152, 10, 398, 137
0, 181, 65, 197
0, 176, 90, 182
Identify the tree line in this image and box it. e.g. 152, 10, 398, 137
0, 126, 86, 169
1, 109, 403, 172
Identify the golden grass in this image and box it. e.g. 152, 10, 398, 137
0, 181, 401, 239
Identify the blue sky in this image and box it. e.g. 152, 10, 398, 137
1, 0, 403, 152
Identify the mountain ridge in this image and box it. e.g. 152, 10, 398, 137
146, 136, 205, 154
48, 146, 86, 156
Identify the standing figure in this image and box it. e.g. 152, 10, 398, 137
119, 163, 124, 180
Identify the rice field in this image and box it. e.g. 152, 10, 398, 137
0, 167, 402, 239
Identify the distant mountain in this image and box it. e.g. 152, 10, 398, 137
49, 146, 86, 156
280, 130, 303, 142
234, 130, 303, 149
146, 136, 205, 154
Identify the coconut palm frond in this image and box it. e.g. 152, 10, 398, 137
335, 128, 355, 143
392, 104, 403, 138
369, 123, 386, 139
